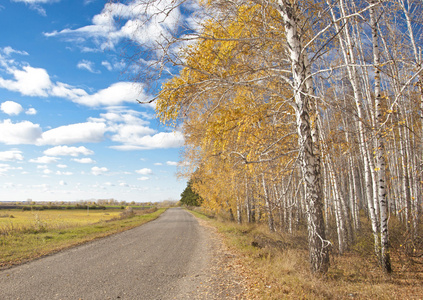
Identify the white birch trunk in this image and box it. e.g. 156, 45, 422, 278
261, 174, 275, 232
277, 0, 329, 273
370, 2, 392, 272
330, 0, 381, 257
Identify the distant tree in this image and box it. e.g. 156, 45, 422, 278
180, 180, 202, 206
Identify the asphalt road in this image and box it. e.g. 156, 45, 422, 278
0, 208, 233, 300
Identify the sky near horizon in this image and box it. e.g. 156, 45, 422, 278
0, 0, 193, 203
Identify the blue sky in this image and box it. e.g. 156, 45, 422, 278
0, 0, 192, 203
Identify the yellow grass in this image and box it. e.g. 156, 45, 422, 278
0, 208, 165, 269
0, 209, 121, 233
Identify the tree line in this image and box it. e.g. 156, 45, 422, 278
116, 0, 423, 274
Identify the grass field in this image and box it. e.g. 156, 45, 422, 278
189, 209, 423, 299
0, 207, 165, 269
0, 209, 122, 233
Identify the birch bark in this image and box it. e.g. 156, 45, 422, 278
277, 0, 329, 273
370, 2, 392, 272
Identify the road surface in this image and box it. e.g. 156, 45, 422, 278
0, 208, 245, 299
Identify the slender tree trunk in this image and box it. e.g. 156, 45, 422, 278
278, 0, 329, 273
262, 174, 275, 232
330, 0, 381, 258
370, 3, 392, 273
245, 175, 251, 223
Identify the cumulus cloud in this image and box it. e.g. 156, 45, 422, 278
166, 161, 178, 166
59, 180, 67, 185
73, 82, 145, 107
135, 168, 152, 175
0, 150, 24, 161
39, 122, 106, 145
1, 101, 24, 115
109, 124, 156, 144
137, 176, 150, 181
0, 119, 42, 145
0, 66, 52, 97
25, 108, 37, 115
110, 131, 184, 151
44, 145, 94, 157
43, 169, 53, 174
56, 171, 72, 175
0, 60, 149, 108
29, 156, 60, 164
91, 166, 108, 176
72, 157, 96, 164
57, 164, 67, 168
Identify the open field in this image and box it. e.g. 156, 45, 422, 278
0, 209, 122, 231
189, 209, 423, 299
0, 207, 165, 269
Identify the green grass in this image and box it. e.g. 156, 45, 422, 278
0, 208, 165, 269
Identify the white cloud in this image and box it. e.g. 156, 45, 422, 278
1, 101, 24, 115
137, 176, 150, 181
110, 124, 156, 144
135, 168, 152, 175
43, 0, 198, 52
57, 164, 67, 168
166, 161, 178, 166
154, 162, 163, 166
77, 59, 100, 73
101, 61, 112, 71
43, 169, 53, 174
11, 0, 59, 16
0, 60, 149, 109
0, 119, 42, 145
72, 157, 96, 164
0, 150, 24, 161
2, 46, 29, 56
110, 131, 184, 150
44, 145, 94, 157
39, 122, 106, 145
56, 171, 73, 175
59, 180, 67, 185
91, 166, 108, 176
29, 156, 59, 164
101, 60, 124, 72
50, 81, 88, 99
25, 108, 37, 115
0, 164, 13, 175
0, 66, 52, 97
73, 82, 145, 107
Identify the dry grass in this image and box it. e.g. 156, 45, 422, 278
190, 209, 423, 299
0, 207, 163, 269
0, 209, 122, 235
